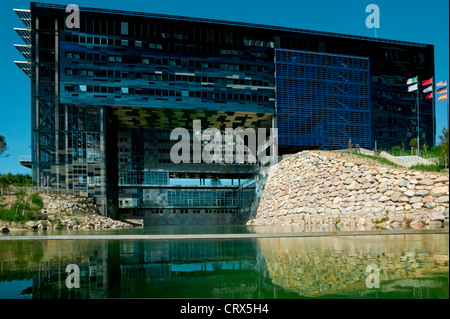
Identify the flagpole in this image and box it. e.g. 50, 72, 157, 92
417, 75, 420, 155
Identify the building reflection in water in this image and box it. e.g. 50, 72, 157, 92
0, 234, 448, 298
0, 239, 273, 298
257, 234, 449, 298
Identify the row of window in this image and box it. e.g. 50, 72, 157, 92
65, 33, 272, 58
148, 209, 235, 214
62, 18, 274, 49
64, 84, 272, 102
64, 67, 272, 87
64, 34, 162, 50
378, 117, 398, 124
64, 51, 271, 73
378, 131, 398, 137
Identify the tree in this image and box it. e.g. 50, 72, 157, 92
0, 135, 8, 158
438, 127, 449, 155
347, 138, 353, 151
409, 138, 418, 155
422, 141, 429, 152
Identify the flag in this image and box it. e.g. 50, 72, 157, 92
436, 80, 447, 87
438, 94, 448, 102
407, 76, 418, 84
408, 83, 418, 92
422, 85, 432, 93
425, 92, 433, 99
422, 78, 432, 86
437, 87, 447, 94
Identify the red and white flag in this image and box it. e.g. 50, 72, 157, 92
422, 78, 433, 86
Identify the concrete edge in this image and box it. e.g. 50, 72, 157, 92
0, 228, 448, 241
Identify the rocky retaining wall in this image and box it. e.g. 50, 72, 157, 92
247, 151, 449, 229
1, 194, 133, 231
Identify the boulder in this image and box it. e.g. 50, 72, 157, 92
25, 221, 38, 230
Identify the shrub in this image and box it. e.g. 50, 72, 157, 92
30, 193, 43, 210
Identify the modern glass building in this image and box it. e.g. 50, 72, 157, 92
14, 3, 435, 223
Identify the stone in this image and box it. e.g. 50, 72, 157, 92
404, 190, 415, 197
435, 196, 449, 203
419, 178, 434, 186
431, 187, 449, 197
425, 202, 436, 209
346, 181, 359, 190
415, 190, 429, 196
384, 190, 395, 197
428, 220, 443, 228
434, 176, 449, 184
390, 192, 402, 202
409, 197, 422, 204
25, 221, 38, 230
399, 180, 409, 187
422, 196, 434, 203
370, 193, 382, 200
409, 220, 424, 229
430, 214, 445, 221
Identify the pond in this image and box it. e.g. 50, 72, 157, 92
0, 226, 448, 299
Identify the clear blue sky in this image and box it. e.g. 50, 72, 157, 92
0, 0, 448, 174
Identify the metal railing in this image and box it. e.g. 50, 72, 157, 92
19, 155, 31, 162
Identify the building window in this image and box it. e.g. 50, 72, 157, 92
121, 22, 128, 35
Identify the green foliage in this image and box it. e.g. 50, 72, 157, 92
30, 193, 43, 210
409, 138, 418, 147
347, 138, 353, 150
422, 141, 429, 152
0, 193, 43, 222
0, 135, 7, 158
352, 153, 400, 167
0, 173, 35, 186
438, 127, 449, 156
391, 146, 401, 151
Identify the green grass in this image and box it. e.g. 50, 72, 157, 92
0, 193, 43, 222
409, 163, 446, 172
30, 193, 43, 210
350, 152, 400, 168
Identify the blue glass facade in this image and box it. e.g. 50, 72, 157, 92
275, 49, 371, 149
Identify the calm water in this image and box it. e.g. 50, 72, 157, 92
0, 226, 448, 299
